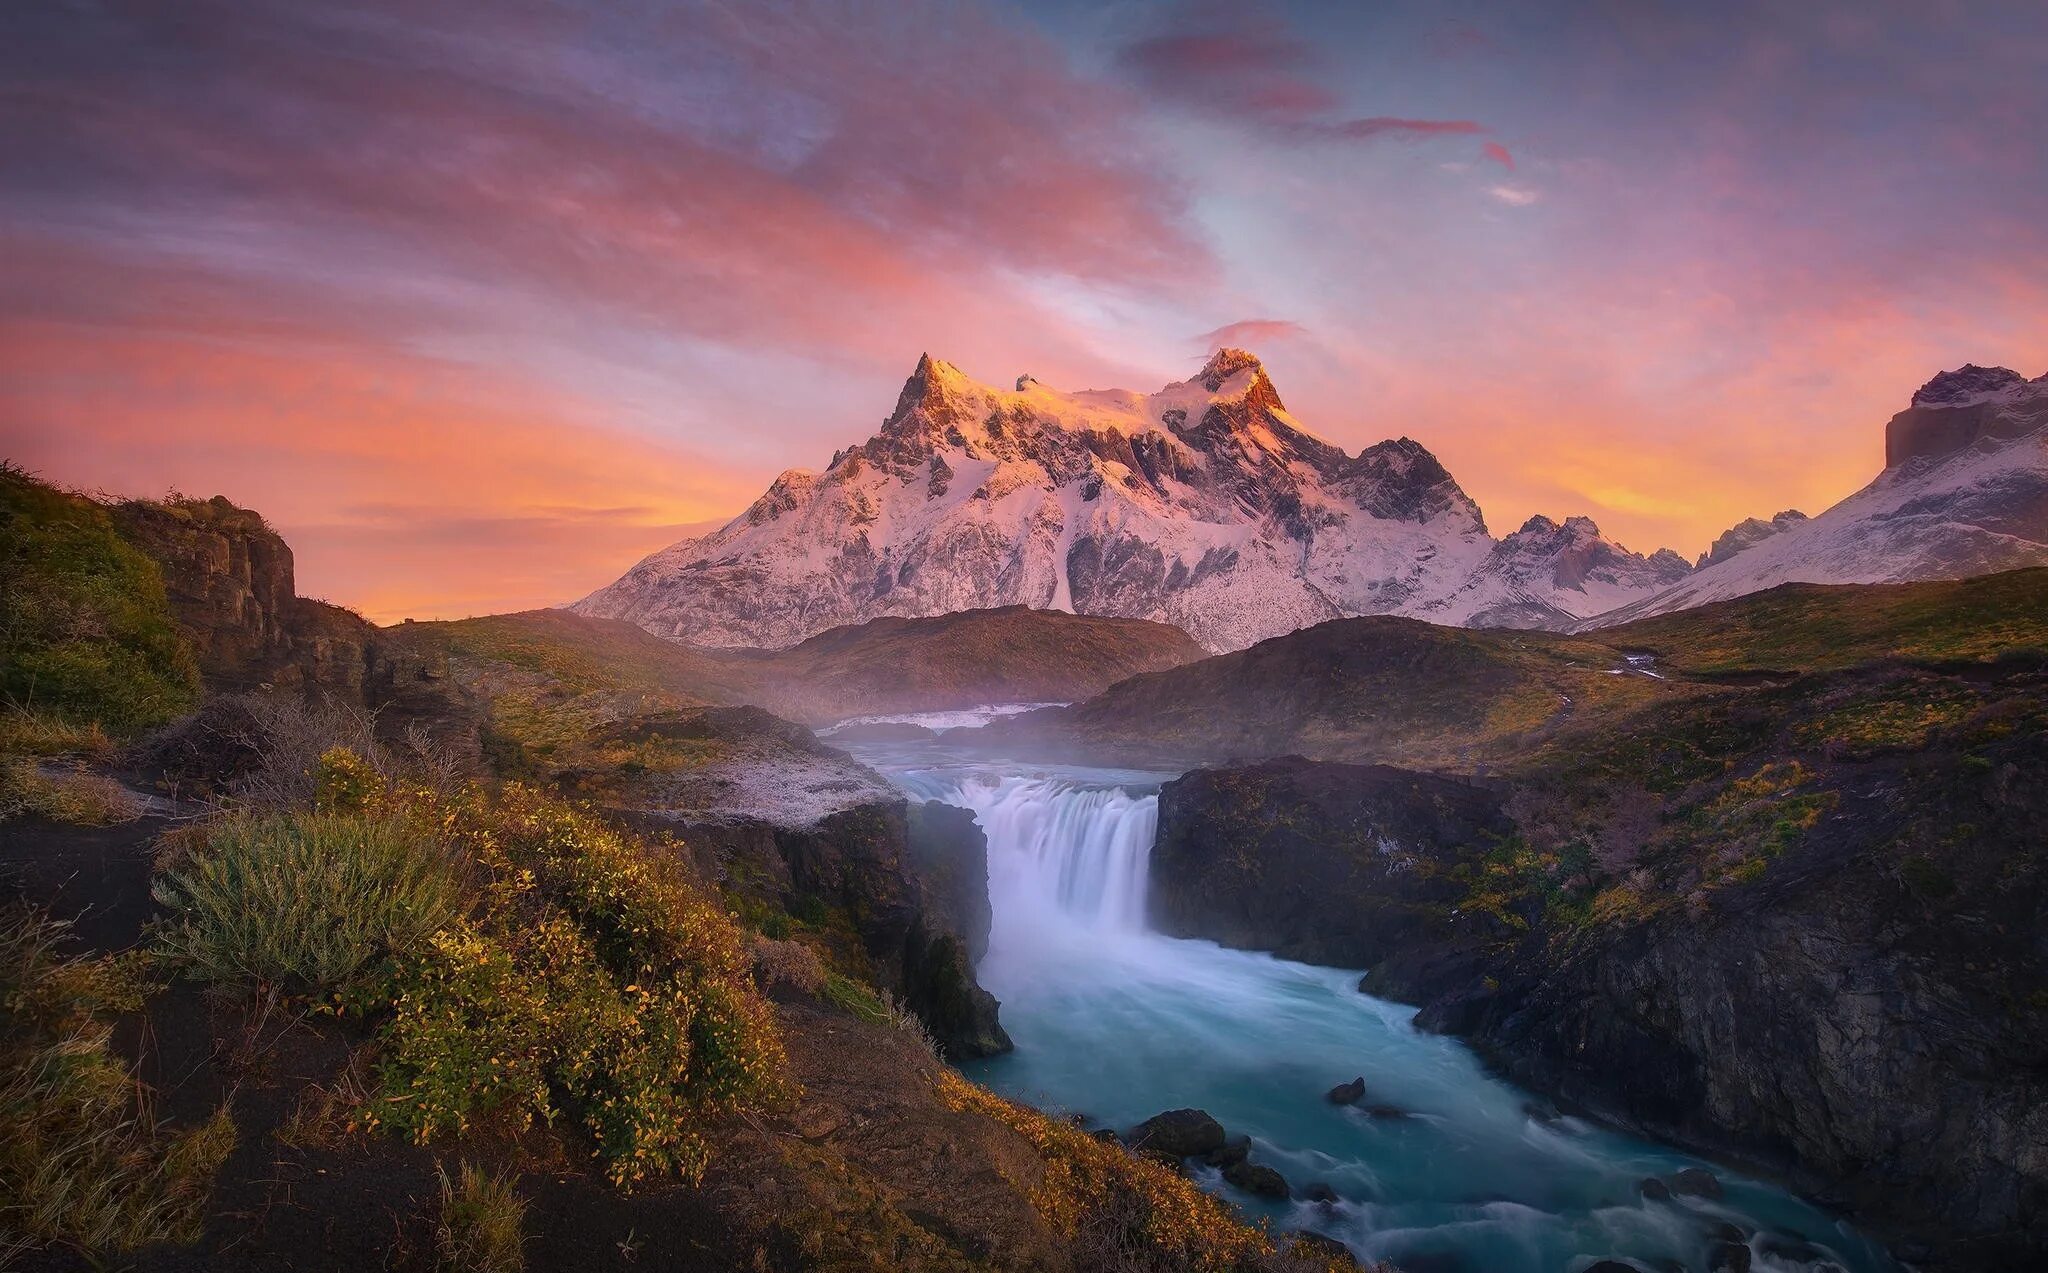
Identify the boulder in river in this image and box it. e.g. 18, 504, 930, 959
1223, 1159, 1290, 1199
1671, 1167, 1724, 1199
1203, 1135, 1250, 1168
1637, 1176, 1671, 1201
1327, 1076, 1367, 1104
1707, 1240, 1753, 1273
1127, 1108, 1226, 1159
1302, 1181, 1340, 1204
1581, 1263, 1642, 1273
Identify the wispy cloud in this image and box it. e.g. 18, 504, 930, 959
1488, 183, 1540, 207
1196, 318, 1306, 351
1116, 9, 1486, 146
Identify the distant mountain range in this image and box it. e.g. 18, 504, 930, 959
578, 353, 2048, 649
1586, 363, 2048, 625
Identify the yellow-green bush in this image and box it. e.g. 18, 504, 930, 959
314, 744, 385, 815
0, 905, 234, 1258
364, 785, 786, 1188
151, 810, 466, 993
936, 1072, 1355, 1273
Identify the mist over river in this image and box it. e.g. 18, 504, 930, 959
829, 716, 1893, 1273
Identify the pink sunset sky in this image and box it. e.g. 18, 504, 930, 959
4, 0, 2046, 623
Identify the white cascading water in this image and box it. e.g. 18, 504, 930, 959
898, 771, 1158, 936
881, 755, 1892, 1273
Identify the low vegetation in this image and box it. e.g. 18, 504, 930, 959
937, 1072, 1363, 1273
0, 905, 234, 1260
435, 1160, 528, 1273
358, 782, 788, 1188
151, 804, 468, 995
0, 464, 199, 733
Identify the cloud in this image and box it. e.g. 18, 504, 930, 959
1482, 141, 1515, 170
1116, 8, 1485, 145
1488, 184, 1540, 206
1196, 319, 1306, 351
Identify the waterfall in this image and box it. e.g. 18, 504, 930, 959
904, 771, 1157, 936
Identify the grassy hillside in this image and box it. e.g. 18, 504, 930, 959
990, 569, 2048, 770
988, 614, 1682, 767
1606, 568, 2048, 675
403, 603, 1204, 730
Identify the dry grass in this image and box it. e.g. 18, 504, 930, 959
0, 906, 235, 1259
0, 758, 144, 825
434, 1161, 527, 1273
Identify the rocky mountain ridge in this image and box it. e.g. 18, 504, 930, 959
576, 349, 1688, 650
1589, 364, 2048, 624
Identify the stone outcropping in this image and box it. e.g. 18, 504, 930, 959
1150, 758, 1514, 968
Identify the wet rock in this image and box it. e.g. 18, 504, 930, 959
1203, 1136, 1250, 1168
1127, 1108, 1226, 1159
1302, 1182, 1340, 1204
1671, 1167, 1724, 1199
1756, 1235, 1827, 1263
1222, 1160, 1289, 1199
1582, 1263, 1642, 1273
1327, 1076, 1367, 1105
1704, 1221, 1747, 1244
1637, 1176, 1671, 1201
1363, 1103, 1411, 1120
1522, 1099, 1561, 1123
1707, 1240, 1753, 1273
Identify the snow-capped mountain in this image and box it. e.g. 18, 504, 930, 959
576, 350, 1689, 651
1588, 364, 2048, 626
1411, 514, 1694, 628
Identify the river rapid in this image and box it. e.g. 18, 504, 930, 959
827, 714, 1893, 1273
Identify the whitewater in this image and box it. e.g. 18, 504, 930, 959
840, 717, 1893, 1273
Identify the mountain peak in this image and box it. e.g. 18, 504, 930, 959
1888, 363, 2048, 467
1911, 364, 2026, 407
1199, 346, 1265, 390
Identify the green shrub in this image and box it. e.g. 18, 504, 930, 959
435, 1161, 527, 1273
314, 745, 384, 815
0, 465, 198, 732
364, 785, 787, 1188
0, 905, 234, 1258
152, 811, 466, 994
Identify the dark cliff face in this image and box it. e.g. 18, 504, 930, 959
1151, 759, 1515, 968
109, 496, 380, 698
1884, 364, 2048, 467
1145, 656, 2048, 1269
660, 793, 1011, 1061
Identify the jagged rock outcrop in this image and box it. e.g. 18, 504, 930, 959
619, 709, 1010, 1060
1696, 509, 1809, 568
109, 496, 379, 696
578, 350, 1686, 651
1593, 364, 2048, 625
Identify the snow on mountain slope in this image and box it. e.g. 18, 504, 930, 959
1586, 365, 2048, 627
576, 350, 1688, 651
1412, 514, 1694, 628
